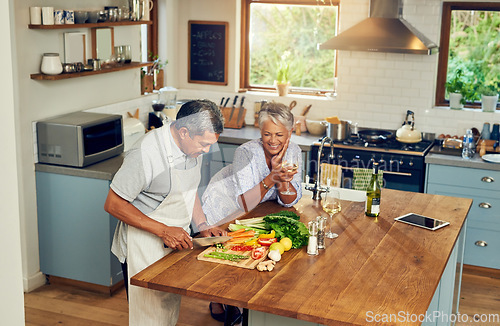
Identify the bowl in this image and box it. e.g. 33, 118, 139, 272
306, 119, 327, 136
74, 11, 88, 24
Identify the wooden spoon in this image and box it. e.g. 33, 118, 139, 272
301, 104, 312, 116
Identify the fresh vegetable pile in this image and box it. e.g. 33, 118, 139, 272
229, 211, 309, 249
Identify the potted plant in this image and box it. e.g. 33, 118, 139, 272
478, 83, 499, 112
141, 54, 168, 94
275, 51, 291, 96
445, 69, 467, 110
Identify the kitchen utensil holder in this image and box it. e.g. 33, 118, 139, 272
221, 106, 246, 129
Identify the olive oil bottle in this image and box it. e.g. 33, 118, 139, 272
365, 163, 381, 217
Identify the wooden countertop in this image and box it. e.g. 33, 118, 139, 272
131, 189, 471, 325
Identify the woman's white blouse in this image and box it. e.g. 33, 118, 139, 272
201, 139, 303, 226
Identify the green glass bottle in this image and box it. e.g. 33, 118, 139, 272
365, 163, 381, 217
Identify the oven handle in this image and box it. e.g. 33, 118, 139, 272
340, 166, 412, 177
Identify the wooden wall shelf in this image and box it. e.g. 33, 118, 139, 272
28, 20, 152, 30
30, 62, 152, 80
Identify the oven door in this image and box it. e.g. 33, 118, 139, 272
309, 146, 426, 193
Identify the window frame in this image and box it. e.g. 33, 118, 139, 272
435, 2, 500, 109
240, 0, 339, 95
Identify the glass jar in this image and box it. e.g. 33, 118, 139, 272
40, 53, 63, 75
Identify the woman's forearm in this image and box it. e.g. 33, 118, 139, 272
237, 174, 276, 212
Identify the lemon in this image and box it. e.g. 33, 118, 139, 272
279, 237, 293, 251
269, 242, 285, 255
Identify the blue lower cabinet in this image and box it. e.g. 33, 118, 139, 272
36, 171, 122, 288
463, 227, 500, 269
426, 164, 500, 270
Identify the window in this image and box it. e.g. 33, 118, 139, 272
241, 0, 338, 94
436, 2, 500, 109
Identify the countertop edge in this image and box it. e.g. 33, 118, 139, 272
426, 153, 500, 171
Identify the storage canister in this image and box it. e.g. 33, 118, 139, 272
40, 53, 63, 75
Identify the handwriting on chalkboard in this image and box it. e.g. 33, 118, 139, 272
188, 21, 228, 85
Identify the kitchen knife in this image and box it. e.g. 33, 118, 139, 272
236, 96, 246, 125
229, 96, 238, 121
163, 235, 232, 248
220, 97, 225, 106
192, 236, 233, 247
223, 97, 230, 107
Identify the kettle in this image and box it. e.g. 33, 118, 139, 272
396, 110, 422, 143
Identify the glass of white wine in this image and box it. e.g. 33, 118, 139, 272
322, 181, 341, 239
280, 156, 298, 196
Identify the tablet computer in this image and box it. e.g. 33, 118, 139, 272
395, 213, 450, 231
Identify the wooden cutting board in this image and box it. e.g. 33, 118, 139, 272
197, 246, 268, 269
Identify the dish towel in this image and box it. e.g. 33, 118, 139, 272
352, 168, 384, 191
320, 163, 343, 188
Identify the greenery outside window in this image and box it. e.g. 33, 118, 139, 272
240, 0, 338, 95
436, 2, 500, 109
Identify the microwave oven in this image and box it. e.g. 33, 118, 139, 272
37, 112, 124, 167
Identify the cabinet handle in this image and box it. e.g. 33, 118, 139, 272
481, 176, 494, 183
479, 202, 492, 209
475, 240, 488, 247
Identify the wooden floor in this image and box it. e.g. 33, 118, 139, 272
25, 266, 500, 325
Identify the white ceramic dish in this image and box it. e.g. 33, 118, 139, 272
481, 154, 500, 163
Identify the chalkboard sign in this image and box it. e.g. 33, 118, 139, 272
188, 21, 228, 85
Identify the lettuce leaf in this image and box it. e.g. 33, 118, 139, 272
263, 215, 309, 249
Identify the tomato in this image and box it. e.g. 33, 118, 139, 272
231, 245, 254, 251
251, 247, 266, 260
257, 238, 278, 246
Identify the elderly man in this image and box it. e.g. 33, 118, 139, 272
104, 99, 225, 325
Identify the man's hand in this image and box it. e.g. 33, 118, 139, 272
161, 226, 193, 250
200, 226, 227, 237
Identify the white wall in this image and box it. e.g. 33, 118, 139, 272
1, 0, 26, 324
15, 0, 146, 291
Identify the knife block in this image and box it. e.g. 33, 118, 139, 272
221, 106, 246, 129
477, 139, 500, 154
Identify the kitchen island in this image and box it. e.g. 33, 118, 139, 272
131, 188, 471, 325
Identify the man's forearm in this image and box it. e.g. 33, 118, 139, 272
104, 188, 167, 238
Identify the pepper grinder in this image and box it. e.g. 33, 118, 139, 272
307, 221, 319, 255
316, 216, 326, 249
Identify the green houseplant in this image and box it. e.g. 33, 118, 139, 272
478, 83, 499, 112
275, 51, 291, 96
445, 69, 467, 109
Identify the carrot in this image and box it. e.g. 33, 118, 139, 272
226, 238, 250, 244
230, 230, 256, 238
227, 229, 247, 236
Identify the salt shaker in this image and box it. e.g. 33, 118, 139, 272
316, 216, 326, 249
307, 221, 319, 255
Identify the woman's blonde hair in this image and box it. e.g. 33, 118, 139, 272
258, 102, 294, 131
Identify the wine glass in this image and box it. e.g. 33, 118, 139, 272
322, 181, 341, 239
280, 156, 298, 196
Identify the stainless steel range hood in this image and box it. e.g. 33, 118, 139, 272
319, 0, 438, 55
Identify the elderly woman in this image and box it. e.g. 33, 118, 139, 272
202, 101, 303, 225
201, 102, 303, 324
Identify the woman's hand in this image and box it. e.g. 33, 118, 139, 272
269, 132, 296, 183
200, 226, 227, 237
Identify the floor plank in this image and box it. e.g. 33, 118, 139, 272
25, 267, 499, 325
